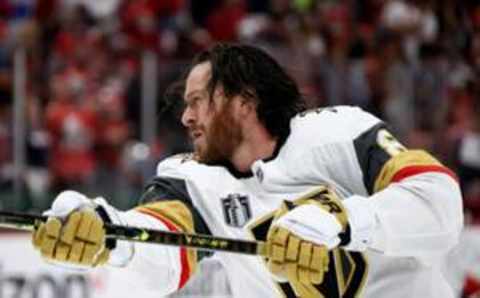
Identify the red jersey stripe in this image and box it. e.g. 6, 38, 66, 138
391, 165, 458, 183
136, 208, 191, 289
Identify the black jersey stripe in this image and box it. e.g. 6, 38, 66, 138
353, 122, 393, 195
139, 177, 212, 238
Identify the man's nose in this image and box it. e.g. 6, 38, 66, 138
181, 107, 194, 127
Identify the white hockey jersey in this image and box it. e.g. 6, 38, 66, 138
116, 106, 463, 298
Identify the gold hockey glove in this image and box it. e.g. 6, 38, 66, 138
265, 186, 350, 298
267, 224, 329, 297
32, 209, 110, 266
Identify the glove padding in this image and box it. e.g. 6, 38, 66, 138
267, 225, 329, 298
32, 191, 110, 267
265, 186, 350, 298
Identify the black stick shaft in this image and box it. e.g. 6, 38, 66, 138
0, 211, 267, 256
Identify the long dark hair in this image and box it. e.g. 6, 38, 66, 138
186, 43, 306, 140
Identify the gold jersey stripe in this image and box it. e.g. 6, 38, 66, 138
136, 200, 195, 233
374, 150, 442, 193
136, 201, 198, 278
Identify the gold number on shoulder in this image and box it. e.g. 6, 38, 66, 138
376, 129, 406, 157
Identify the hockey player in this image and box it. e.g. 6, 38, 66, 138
32, 44, 463, 298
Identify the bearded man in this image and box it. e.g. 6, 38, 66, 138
32, 44, 463, 298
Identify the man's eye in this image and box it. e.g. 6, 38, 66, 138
190, 97, 203, 106
184, 100, 194, 109
184, 94, 206, 109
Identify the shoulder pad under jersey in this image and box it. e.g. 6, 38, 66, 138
289, 105, 383, 146
155, 152, 227, 183
155, 153, 199, 179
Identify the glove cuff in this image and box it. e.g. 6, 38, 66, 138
305, 187, 349, 231
93, 197, 135, 267
44, 190, 94, 218
274, 204, 343, 249
342, 195, 378, 251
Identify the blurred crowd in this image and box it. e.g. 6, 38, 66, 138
0, 0, 479, 220
0, 0, 480, 296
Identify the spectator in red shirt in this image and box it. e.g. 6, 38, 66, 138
45, 73, 98, 192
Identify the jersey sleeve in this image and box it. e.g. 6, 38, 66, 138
353, 122, 457, 194
138, 176, 212, 239
111, 155, 212, 294
134, 154, 212, 289
351, 122, 463, 261
137, 176, 212, 258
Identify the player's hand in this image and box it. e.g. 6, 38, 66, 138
271, 186, 350, 250
266, 223, 329, 298
265, 186, 351, 297
32, 191, 110, 267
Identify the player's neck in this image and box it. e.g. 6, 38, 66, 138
230, 125, 277, 173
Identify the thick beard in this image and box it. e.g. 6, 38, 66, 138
196, 103, 243, 165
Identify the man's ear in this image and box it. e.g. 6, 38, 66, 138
238, 96, 256, 116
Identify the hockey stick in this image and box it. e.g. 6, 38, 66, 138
0, 210, 267, 256
0, 210, 358, 297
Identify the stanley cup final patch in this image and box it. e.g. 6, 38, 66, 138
221, 194, 252, 228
